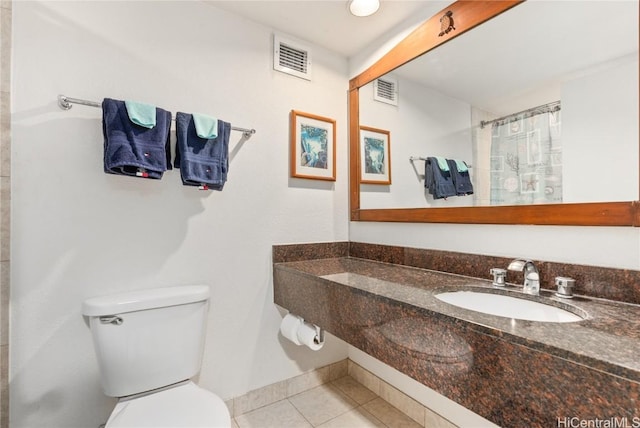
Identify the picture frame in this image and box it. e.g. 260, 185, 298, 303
360, 126, 391, 185
290, 110, 336, 181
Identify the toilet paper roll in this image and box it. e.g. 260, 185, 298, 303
297, 321, 325, 351
280, 313, 325, 350
280, 313, 304, 346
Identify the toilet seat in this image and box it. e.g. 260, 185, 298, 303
106, 381, 230, 428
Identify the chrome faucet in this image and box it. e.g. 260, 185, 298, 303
507, 259, 540, 295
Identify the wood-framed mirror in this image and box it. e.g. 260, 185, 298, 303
348, 0, 639, 226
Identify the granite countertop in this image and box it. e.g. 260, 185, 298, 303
275, 257, 640, 383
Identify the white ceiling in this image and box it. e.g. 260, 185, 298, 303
207, 0, 446, 58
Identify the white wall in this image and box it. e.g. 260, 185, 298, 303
350, 222, 640, 270
563, 55, 639, 203
11, 2, 349, 427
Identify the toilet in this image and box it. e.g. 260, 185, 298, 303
82, 285, 230, 427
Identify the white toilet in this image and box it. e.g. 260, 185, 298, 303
82, 285, 230, 427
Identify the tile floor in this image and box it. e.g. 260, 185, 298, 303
232, 376, 421, 428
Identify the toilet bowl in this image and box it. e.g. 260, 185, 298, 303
106, 381, 229, 428
82, 285, 230, 427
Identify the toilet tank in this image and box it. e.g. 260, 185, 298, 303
82, 286, 210, 397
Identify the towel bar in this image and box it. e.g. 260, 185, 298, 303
57, 94, 256, 139
409, 156, 472, 168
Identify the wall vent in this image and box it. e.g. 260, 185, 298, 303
274, 34, 312, 81
374, 76, 398, 106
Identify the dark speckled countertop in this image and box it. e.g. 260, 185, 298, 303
273, 243, 640, 426
280, 257, 640, 382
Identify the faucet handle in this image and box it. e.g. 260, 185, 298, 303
490, 268, 507, 287
555, 276, 575, 298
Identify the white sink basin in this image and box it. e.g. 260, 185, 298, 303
435, 291, 583, 323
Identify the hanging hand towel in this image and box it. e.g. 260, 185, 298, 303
174, 112, 231, 191
453, 159, 468, 173
192, 113, 218, 139
425, 157, 456, 199
446, 159, 474, 196
102, 98, 172, 179
124, 100, 157, 129
435, 156, 450, 172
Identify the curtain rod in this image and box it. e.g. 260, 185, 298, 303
480, 100, 561, 129
57, 95, 256, 139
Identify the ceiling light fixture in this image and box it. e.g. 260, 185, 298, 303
349, 0, 380, 17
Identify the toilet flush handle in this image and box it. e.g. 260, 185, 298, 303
99, 315, 123, 325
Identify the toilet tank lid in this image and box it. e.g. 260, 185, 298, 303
82, 285, 210, 316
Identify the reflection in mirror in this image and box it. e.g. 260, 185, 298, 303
358, 1, 638, 210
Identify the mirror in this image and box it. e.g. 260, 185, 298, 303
349, 0, 639, 225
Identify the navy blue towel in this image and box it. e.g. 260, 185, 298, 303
446, 159, 474, 196
174, 112, 231, 191
425, 157, 456, 199
102, 98, 172, 179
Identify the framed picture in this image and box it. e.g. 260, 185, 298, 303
360, 126, 391, 185
290, 110, 336, 181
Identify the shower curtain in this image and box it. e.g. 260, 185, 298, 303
489, 106, 562, 205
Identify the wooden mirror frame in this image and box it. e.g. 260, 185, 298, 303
348, 0, 640, 226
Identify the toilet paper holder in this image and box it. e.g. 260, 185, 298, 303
280, 313, 325, 350
313, 324, 324, 345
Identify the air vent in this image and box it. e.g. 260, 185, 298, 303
374, 76, 398, 106
274, 34, 312, 81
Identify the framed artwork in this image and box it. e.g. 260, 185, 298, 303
360, 126, 391, 185
290, 110, 336, 181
